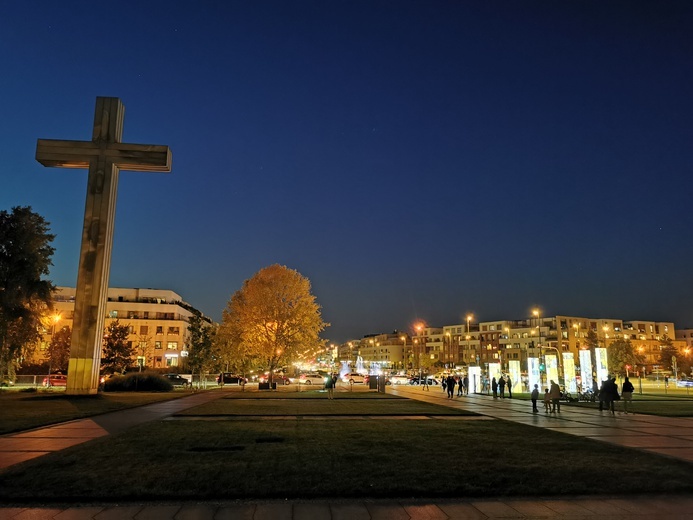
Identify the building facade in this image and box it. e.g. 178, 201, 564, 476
337, 314, 687, 376
34, 287, 209, 370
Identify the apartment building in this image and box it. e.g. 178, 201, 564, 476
35, 287, 209, 369
338, 315, 686, 375
677, 329, 693, 349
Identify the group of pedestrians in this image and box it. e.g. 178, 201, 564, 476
490, 375, 513, 399
441, 374, 469, 399
526, 375, 636, 415
598, 376, 635, 414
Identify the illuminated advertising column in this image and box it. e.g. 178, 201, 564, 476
546, 354, 559, 386
468, 366, 481, 393
488, 362, 501, 383
562, 353, 577, 393
595, 347, 609, 385
579, 350, 593, 392
509, 360, 521, 394
528, 358, 540, 393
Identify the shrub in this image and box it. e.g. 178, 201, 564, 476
102, 371, 173, 392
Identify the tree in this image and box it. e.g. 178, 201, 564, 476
607, 338, 644, 377
48, 325, 72, 373
219, 264, 328, 385
101, 320, 135, 374
0, 206, 55, 381
658, 335, 678, 372
585, 329, 600, 350
186, 311, 218, 388
214, 328, 255, 391
135, 330, 154, 371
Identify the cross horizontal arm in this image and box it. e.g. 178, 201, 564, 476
36, 139, 171, 172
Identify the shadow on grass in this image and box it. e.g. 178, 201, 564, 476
2, 402, 693, 502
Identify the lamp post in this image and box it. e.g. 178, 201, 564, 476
466, 314, 473, 365
573, 322, 581, 348
415, 323, 425, 371
400, 335, 407, 370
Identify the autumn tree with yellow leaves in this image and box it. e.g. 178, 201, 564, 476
217, 265, 328, 385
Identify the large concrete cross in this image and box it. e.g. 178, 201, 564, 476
36, 97, 171, 395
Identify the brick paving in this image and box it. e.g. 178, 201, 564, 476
390, 385, 693, 463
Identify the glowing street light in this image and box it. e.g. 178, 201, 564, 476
400, 335, 407, 369
466, 314, 473, 365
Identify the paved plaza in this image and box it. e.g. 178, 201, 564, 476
2, 386, 693, 519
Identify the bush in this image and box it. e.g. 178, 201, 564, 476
102, 371, 173, 392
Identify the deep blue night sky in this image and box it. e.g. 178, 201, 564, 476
2, 1, 692, 342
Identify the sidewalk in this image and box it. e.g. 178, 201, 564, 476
2, 387, 693, 518
0, 390, 228, 471
3, 494, 693, 519
389, 385, 693, 463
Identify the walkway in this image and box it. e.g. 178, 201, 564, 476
388, 385, 693, 463
2, 495, 693, 519
0, 390, 227, 471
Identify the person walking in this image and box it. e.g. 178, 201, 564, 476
325, 373, 336, 399
549, 380, 561, 413
604, 377, 620, 415
491, 377, 498, 398
498, 376, 506, 398
506, 376, 513, 399
621, 376, 634, 414
531, 384, 539, 413
422, 373, 430, 391
543, 388, 551, 413
463, 375, 469, 395
446, 375, 456, 399
598, 378, 607, 411
441, 376, 447, 394
457, 376, 463, 397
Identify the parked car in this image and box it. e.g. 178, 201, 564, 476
217, 373, 247, 385
164, 374, 190, 388
258, 373, 291, 385
676, 377, 693, 388
298, 373, 326, 385
409, 376, 439, 386
42, 374, 67, 387
341, 372, 365, 384
390, 375, 411, 385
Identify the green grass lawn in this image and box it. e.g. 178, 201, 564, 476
0, 390, 192, 434
1, 393, 692, 502
178, 393, 477, 416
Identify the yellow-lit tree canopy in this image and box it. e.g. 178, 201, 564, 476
217, 264, 328, 383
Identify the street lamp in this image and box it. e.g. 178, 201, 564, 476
573, 322, 581, 348
414, 323, 425, 370
400, 335, 406, 370
466, 314, 473, 364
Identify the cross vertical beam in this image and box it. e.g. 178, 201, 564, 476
36, 97, 171, 395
